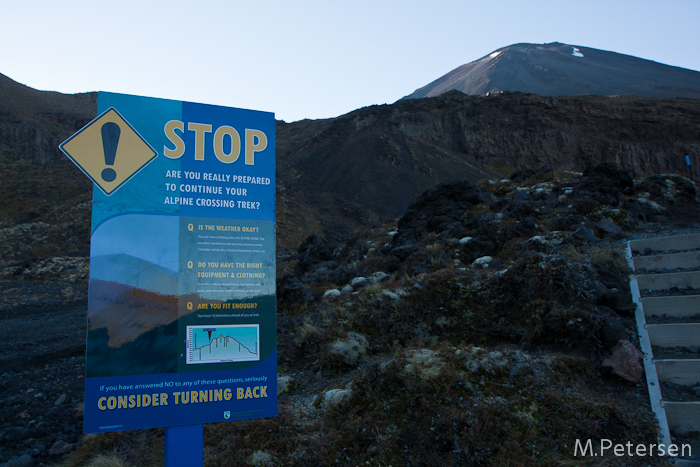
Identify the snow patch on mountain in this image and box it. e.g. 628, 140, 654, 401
572, 47, 584, 58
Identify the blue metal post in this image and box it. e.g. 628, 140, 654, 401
165, 424, 203, 467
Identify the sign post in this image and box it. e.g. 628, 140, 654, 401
165, 425, 204, 466
60, 92, 276, 463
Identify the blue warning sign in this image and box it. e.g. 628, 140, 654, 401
61, 92, 277, 434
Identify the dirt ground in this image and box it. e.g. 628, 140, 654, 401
0, 280, 88, 466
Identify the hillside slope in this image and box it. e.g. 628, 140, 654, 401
279, 91, 700, 230
3, 163, 698, 466
0, 73, 96, 165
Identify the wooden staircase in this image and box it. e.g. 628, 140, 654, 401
628, 233, 700, 464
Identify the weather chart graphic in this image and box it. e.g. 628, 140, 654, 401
186, 324, 260, 364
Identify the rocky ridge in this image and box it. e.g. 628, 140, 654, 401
2, 72, 700, 247
276, 91, 700, 233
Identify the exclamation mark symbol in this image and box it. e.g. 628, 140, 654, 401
101, 122, 120, 182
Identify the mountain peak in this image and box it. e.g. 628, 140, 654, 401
403, 42, 700, 100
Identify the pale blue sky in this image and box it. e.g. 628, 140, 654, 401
2, 0, 699, 122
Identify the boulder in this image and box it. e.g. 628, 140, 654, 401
328, 264, 354, 285
48, 440, 73, 457
323, 387, 353, 409
371, 272, 390, 283
572, 226, 600, 243
329, 332, 368, 366
351, 276, 368, 288
601, 340, 644, 383
323, 289, 341, 299
491, 199, 538, 222
277, 375, 296, 395
295, 234, 335, 275
599, 289, 636, 313
571, 163, 634, 210
583, 163, 634, 191
600, 316, 629, 348
301, 260, 340, 284
596, 218, 624, 239
390, 244, 419, 261
472, 256, 493, 268
277, 274, 317, 304
6, 454, 35, 467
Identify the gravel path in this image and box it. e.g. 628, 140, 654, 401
0, 280, 87, 466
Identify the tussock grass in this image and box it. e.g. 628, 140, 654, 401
84, 454, 129, 467
590, 246, 632, 276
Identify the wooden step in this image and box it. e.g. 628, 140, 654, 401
642, 295, 700, 318
631, 233, 700, 254
654, 359, 700, 386
672, 460, 700, 467
662, 401, 700, 432
633, 251, 700, 272
652, 350, 700, 361
647, 323, 700, 348
637, 271, 700, 291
